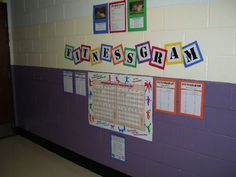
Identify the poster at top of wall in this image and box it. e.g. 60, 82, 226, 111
109, 0, 126, 33
93, 3, 109, 34
128, 0, 147, 32
88, 72, 153, 141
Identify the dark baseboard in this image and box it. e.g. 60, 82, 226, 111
16, 127, 130, 177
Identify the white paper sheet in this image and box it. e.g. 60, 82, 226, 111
63, 71, 73, 93
111, 135, 125, 162
75, 72, 86, 96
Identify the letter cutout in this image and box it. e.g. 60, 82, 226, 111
149, 46, 167, 70
90, 47, 102, 65
135, 41, 152, 63
111, 44, 125, 65
182, 41, 203, 68
64, 44, 74, 60
100, 44, 112, 62
164, 42, 183, 65
81, 44, 91, 62
123, 47, 137, 68
73, 47, 83, 65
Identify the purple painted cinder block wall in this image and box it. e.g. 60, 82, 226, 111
11, 65, 236, 177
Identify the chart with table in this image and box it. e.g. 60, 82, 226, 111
88, 72, 153, 141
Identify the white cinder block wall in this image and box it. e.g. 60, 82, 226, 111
6, 0, 236, 83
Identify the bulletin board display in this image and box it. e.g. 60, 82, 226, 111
88, 72, 153, 141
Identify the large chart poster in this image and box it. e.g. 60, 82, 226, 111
88, 72, 153, 141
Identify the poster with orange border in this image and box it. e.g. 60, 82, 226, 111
154, 78, 177, 114
178, 80, 205, 119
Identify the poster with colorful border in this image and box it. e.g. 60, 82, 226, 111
127, 0, 147, 32
154, 78, 177, 114
93, 3, 108, 34
88, 72, 153, 141
109, 0, 126, 33
178, 80, 205, 119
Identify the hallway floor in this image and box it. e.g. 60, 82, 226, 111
0, 136, 101, 177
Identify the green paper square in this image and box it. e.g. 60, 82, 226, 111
64, 44, 74, 60
123, 47, 137, 68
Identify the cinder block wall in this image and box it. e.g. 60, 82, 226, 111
7, 0, 236, 176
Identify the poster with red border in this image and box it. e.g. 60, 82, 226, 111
154, 78, 177, 114
178, 80, 205, 119
109, 0, 126, 33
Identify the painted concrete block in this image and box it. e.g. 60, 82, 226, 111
40, 23, 55, 38
205, 107, 236, 138
47, 5, 64, 23
209, 0, 236, 27
55, 20, 76, 36
41, 52, 57, 68
185, 29, 235, 56
33, 39, 48, 52
27, 53, 41, 67
164, 3, 208, 30
31, 9, 46, 25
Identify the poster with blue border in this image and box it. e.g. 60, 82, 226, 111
93, 3, 108, 34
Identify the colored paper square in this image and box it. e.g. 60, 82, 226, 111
183, 41, 204, 68
135, 41, 152, 63
90, 48, 102, 65
81, 45, 91, 62
111, 44, 125, 65
73, 47, 83, 65
123, 47, 137, 68
149, 46, 167, 70
64, 44, 74, 60
100, 44, 113, 62
164, 42, 183, 65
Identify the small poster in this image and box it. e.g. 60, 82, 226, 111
154, 78, 176, 114
93, 3, 108, 34
179, 80, 205, 119
75, 72, 86, 96
63, 71, 73, 93
128, 0, 147, 32
111, 135, 125, 162
109, 0, 126, 33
